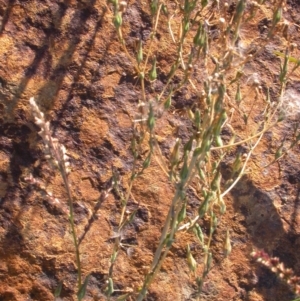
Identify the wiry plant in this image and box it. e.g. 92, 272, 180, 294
28, 97, 86, 298
106, 0, 300, 300
28, 97, 114, 300
26, 0, 300, 300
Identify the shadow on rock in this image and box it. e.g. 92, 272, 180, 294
230, 173, 300, 301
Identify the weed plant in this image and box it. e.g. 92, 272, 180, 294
27, 0, 300, 300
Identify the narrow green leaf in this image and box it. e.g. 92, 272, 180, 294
137, 40, 143, 65
272, 7, 282, 26
164, 89, 173, 109
162, 4, 168, 16
210, 211, 218, 233
187, 244, 197, 272
196, 276, 203, 288
177, 202, 187, 224
275, 144, 283, 160
205, 251, 212, 273
193, 224, 204, 244
193, 23, 202, 46
150, 0, 158, 16
113, 12, 122, 29
235, 83, 242, 104
142, 153, 151, 169
77, 275, 90, 301
147, 103, 155, 131
198, 166, 206, 182
54, 281, 63, 298
180, 155, 189, 181
211, 170, 221, 191
149, 56, 157, 81
215, 135, 223, 147
107, 277, 114, 296
232, 153, 242, 175
194, 109, 201, 130
111, 249, 118, 263
274, 50, 300, 64
184, 137, 194, 154
218, 194, 226, 215
170, 138, 181, 165
128, 210, 137, 223
198, 199, 208, 218
232, 0, 246, 24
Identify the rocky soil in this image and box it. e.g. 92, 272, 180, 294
1, 0, 300, 300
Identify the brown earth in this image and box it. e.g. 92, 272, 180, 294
1, 0, 300, 300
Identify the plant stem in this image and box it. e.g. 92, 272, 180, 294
61, 170, 82, 289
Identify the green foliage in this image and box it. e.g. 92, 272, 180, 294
27, 0, 300, 299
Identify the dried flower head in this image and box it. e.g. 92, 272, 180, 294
24, 173, 68, 214
29, 97, 70, 174
251, 249, 300, 296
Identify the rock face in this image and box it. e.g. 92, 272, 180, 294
0, 1, 300, 300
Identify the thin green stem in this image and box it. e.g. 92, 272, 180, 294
61, 170, 82, 289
